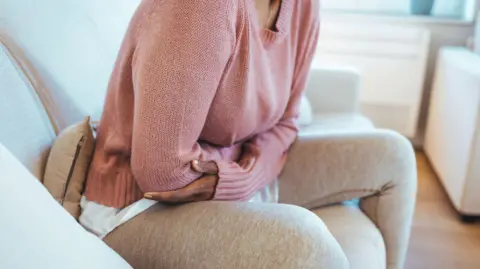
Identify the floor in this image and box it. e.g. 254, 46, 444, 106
404, 152, 480, 269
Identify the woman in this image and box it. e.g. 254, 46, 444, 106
81, 0, 320, 234
79, 1, 416, 268
80, 0, 334, 260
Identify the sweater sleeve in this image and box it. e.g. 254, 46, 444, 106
214, 19, 320, 201
130, 1, 238, 192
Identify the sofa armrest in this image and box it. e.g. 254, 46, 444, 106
305, 67, 361, 115
0, 144, 133, 269
279, 130, 417, 269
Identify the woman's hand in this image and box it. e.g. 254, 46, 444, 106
143, 156, 256, 204
143, 160, 219, 204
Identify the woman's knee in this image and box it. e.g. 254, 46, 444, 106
274, 204, 349, 269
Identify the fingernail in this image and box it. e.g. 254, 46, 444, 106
192, 160, 201, 172
144, 193, 153, 199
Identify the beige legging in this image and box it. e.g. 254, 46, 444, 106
104, 131, 416, 269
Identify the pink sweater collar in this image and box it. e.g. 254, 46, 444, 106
247, 0, 294, 48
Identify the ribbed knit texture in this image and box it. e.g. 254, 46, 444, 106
84, 0, 320, 208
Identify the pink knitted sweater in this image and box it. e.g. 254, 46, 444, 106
84, 0, 320, 208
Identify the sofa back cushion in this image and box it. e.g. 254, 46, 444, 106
0, 42, 55, 179
0, 0, 141, 127
0, 0, 141, 178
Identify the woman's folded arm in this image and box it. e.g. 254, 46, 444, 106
130, 0, 238, 192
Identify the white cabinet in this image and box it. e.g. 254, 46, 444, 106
425, 47, 480, 216
314, 15, 430, 138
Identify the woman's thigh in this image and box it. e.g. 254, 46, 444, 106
277, 130, 415, 211
278, 173, 378, 210
104, 201, 348, 269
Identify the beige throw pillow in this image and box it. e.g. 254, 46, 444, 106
43, 116, 95, 220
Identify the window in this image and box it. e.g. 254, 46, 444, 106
321, 0, 475, 20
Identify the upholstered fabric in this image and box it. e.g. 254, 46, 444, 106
0, 144, 132, 269
278, 130, 417, 269
298, 95, 313, 126
0, 0, 141, 127
0, 41, 55, 180
302, 66, 374, 133
43, 117, 95, 219
313, 205, 386, 269
0, 0, 141, 177
104, 201, 348, 269
305, 67, 361, 115
300, 114, 374, 135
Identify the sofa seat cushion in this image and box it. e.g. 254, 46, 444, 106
0, 143, 132, 269
300, 114, 374, 136
313, 205, 386, 269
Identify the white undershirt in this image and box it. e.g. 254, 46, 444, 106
79, 180, 279, 238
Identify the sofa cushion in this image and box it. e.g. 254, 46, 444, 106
0, 143, 132, 269
0, 0, 141, 127
0, 41, 55, 179
313, 205, 386, 269
43, 117, 95, 220
297, 95, 313, 127
299, 114, 375, 136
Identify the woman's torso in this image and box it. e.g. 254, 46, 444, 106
199, 0, 297, 147
84, 0, 319, 208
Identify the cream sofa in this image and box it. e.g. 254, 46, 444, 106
0, 1, 416, 268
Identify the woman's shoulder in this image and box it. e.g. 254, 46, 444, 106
129, 0, 244, 43
141, 0, 242, 20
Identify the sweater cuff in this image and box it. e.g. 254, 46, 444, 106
213, 161, 251, 201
